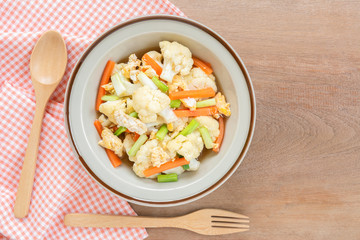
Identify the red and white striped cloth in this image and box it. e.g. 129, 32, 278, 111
0, 1, 185, 239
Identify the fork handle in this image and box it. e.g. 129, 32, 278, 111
64, 213, 182, 228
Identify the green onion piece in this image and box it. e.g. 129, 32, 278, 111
101, 95, 120, 101
199, 126, 213, 149
151, 76, 169, 93
182, 164, 190, 170
170, 99, 181, 108
156, 124, 168, 141
114, 126, 127, 136
180, 119, 200, 136
129, 111, 138, 118
128, 134, 148, 157
157, 173, 178, 183
196, 98, 216, 108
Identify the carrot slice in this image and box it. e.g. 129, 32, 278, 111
213, 117, 224, 152
133, 133, 140, 142
173, 106, 218, 118
143, 158, 190, 177
95, 60, 115, 111
193, 57, 213, 75
142, 54, 162, 76
94, 120, 122, 167
94, 120, 103, 136
169, 88, 215, 100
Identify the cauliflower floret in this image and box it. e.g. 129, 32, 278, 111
184, 67, 217, 92
123, 134, 136, 162
215, 92, 231, 117
132, 86, 170, 123
195, 116, 220, 142
99, 100, 126, 124
133, 162, 156, 178
142, 50, 163, 66
158, 135, 177, 159
168, 75, 187, 93
163, 166, 185, 175
188, 159, 200, 171
151, 147, 171, 167
114, 110, 147, 135
181, 97, 196, 111
159, 41, 193, 82
132, 139, 159, 178
122, 54, 141, 79
143, 51, 162, 65
167, 130, 204, 161
98, 128, 124, 157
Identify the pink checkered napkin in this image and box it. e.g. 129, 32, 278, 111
0, 0, 185, 239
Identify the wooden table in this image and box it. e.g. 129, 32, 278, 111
132, 1, 360, 239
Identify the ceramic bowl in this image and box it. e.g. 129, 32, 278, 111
64, 15, 255, 207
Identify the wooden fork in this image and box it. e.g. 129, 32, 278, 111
64, 209, 249, 235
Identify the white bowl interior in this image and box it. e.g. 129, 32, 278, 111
67, 18, 252, 204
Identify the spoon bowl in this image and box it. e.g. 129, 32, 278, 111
30, 30, 67, 86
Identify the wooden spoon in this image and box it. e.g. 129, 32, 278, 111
13, 30, 67, 218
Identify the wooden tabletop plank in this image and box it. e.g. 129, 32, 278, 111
131, 1, 360, 239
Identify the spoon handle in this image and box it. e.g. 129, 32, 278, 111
14, 99, 47, 218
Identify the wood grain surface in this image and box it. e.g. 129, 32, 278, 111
131, 1, 360, 239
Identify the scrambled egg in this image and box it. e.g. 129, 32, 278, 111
98, 128, 124, 157
215, 92, 231, 117
122, 54, 141, 79
169, 117, 188, 139
151, 147, 171, 167
168, 75, 187, 93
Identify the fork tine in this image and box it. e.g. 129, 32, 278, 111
212, 219, 250, 224
209, 209, 249, 219
212, 223, 249, 229
212, 218, 250, 223
209, 226, 249, 235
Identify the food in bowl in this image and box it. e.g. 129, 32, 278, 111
94, 41, 231, 182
